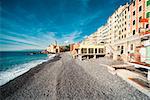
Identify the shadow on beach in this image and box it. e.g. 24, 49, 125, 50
0, 54, 61, 99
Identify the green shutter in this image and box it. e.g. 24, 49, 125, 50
146, 12, 150, 18
147, 0, 150, 6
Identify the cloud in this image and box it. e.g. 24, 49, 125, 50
58, 31, 82, 45
64, 40, 69, 44
83, 35, 88, 39
0, 34, 39, 46
0, 29, 82, 50
1, 0, 130, 51
0, 31, 58, 50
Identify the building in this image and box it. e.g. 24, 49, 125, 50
73, 41, 105, 60
127, 0, 149, 63
70, 43, 80, 58
47, 44, 60, 53
96, 24, 109, 44
104, 0, 149, 62
72, 0, 150, 62
105, 3, 130, 61
94, 24, 110, 57
138, 0, 150, 64
77, 43, 105, 60
113, 3, 130, 61
70, 34, 105, 60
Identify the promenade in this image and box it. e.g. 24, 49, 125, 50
0, 52, 149, 100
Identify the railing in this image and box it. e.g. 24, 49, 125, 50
126, 34, 140, 41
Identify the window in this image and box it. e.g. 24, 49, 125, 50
146, 24, 149, 28
147, 0, 150, 6
119, 31, 121, 35
121, 46, 124, 54
101, 49, 104, 53
88, 48, 93, 53
133, 20, 135, 25
133, 11, 135, 16
125, 11, 126, 14
133, 1, 135, 6
125, 28, 126, 31
139, 16, 142, 22
139, 0, 141, 2
139, 29, 140, 33
81, 48, 87, 54
125, 16, 126, 19
118, 46, 120, 50
122, 35, 123, 39
95, 48, 97, 53
131, 44, 133, 50
124, 34, 126, 38
139, 6, 142, 12
133, 30, 136, 35
99, 48, 103, 53
125, 22, 126, 25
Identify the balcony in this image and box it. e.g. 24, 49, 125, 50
139, 28, 150, 40
113, 34, 141, 45
114, 37, 128, 45
127, 34, 140, 41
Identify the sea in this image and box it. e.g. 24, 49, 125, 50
0, 51, 55, 86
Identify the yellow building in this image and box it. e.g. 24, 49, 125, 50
47, 45, 60, 53
77, 44, 105, 60
73, 38, 105, 60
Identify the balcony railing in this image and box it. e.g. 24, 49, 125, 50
114, 34, 140, 45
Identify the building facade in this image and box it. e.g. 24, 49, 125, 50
47, 45, 60, 53
104, 3, 130, 61
73, 0, 150, 63
128, 0, 149, 63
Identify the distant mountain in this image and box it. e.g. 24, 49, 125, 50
0, 49, 44, 52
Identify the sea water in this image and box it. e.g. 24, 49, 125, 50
0, 51, 55, 86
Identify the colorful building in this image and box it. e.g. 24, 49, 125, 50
47, 44, 60, 53
74, 41, 105, 60
73, 0, 150, 63
128, 0, 149, 63
139, 0, 150, 64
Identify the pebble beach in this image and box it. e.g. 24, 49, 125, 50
0, 52, 149, 100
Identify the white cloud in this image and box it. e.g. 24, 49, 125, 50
0, 31, 58, 50
64, 40, 69, 44
0, 30, 82, 51
83, 35, 88, 39
59, 31, 82, 45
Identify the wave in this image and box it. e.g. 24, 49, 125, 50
0, 54, 56, 86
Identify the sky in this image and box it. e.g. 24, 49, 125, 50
0, 0, 130, 51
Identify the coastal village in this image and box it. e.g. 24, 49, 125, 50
1, 0, 150, 99
45, 0, 150, 96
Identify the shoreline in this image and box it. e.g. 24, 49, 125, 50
0, 52, 149, 100
0, 55, 61, 99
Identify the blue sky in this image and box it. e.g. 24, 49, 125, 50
0, 0, 130, 51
